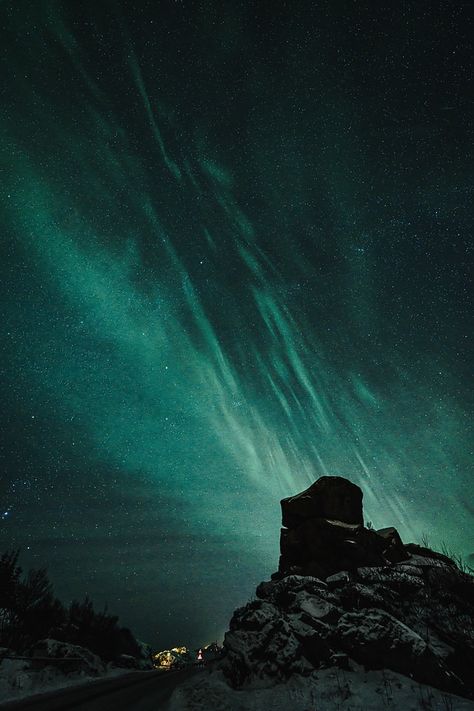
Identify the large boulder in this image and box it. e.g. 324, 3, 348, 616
281, 476, 363, 528
277, 476, 407, 578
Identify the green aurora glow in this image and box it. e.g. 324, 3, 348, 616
1, 1, 472, 647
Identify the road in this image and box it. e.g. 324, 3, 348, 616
0, 667, 202, 711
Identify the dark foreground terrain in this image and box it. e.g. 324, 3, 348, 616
0, 667, 201, 711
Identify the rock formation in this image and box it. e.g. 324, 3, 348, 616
221, 475, 474, 701
278, 475, 407, 579
281, 476, 363, 527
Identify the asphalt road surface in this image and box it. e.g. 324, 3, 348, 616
0, 667, 202, 711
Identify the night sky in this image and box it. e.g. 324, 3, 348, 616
1, 1, 472, 649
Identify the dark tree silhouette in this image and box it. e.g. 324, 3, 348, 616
0, 550, 145, 662
63, 596, 141, 660
0, 550, 23, 645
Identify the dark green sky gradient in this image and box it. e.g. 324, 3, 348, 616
1, 1, 472, 647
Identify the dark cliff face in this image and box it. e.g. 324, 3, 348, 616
221, 476, 474, 701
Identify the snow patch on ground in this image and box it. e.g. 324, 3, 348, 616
0, 657, 129, 704
168, 667, 474, 711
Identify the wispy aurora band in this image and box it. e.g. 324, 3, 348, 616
2, 0, 471, 590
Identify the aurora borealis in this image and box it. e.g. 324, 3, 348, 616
1, 1, 472, 649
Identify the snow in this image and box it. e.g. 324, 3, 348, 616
0, 633, 153, 703
404, 554, 455, 569
336, 608, 428, 656
31, 638, 105, 675
0, 652, 135, 704
326, 571, 350, 587
167, 666, 474, 711
299, 594, 338, 621
256, 574, 328, 602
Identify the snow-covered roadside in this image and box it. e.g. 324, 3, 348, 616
0, 656, 136, 704
167, 666, 474, 711
0, 637, 155, 704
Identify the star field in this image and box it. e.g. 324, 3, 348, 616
0, 1, 472, 648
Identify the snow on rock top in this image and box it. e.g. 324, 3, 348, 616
31, 639, 104, 676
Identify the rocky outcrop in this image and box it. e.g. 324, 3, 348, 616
221, 476, 474, 701
223, 558, 474, 698
278, 476, 408, 578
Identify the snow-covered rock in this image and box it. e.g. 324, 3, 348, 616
220, 553, 474, 699
171, 476, 474, 708
334, 608, 447, 687
31, 639, 105, 676
223, 600, 312, 686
